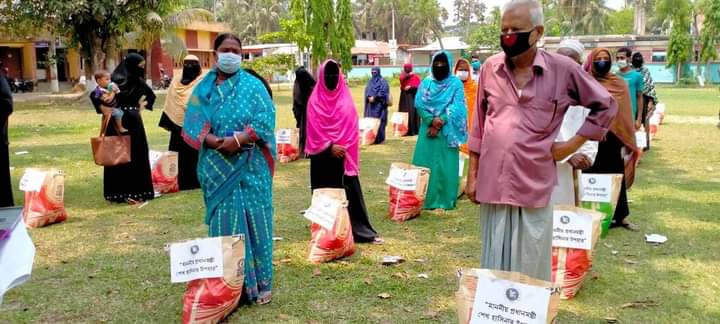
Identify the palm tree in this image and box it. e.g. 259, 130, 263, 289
579, 0, 610, 34
129, 8, 215, 83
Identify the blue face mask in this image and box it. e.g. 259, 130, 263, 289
216, 52, 242, 74
471, 61, 481, 71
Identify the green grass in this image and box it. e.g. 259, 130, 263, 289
1, 87, 719, 323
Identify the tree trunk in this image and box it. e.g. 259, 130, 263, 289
48, 35, 60, 93
634, 0, 646, 35
676, 64, 682, 84
146, 44, 154, 87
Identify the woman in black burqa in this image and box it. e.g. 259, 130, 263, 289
91, 53, 156, 203
292, 66, 316, 156
0, 63, 13, 207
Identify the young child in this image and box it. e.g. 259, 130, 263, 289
92, 71, 128, 133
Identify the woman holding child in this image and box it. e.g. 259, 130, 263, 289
90, 53, 156, 203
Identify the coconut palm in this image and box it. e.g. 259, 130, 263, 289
129, 8, 215, 82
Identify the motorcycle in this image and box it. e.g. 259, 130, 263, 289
8, 78, 33, 93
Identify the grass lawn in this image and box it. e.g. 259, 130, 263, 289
1, 86, 719, 323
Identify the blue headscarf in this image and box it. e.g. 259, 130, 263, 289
364, 66, 387, 99
416, 51, 467, 148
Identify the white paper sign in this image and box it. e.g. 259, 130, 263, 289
359, 118, 376, 130
276, 129, 293, 144
391, 112, 405, 124
635, 131, 648, 149
385, 168, 420, 191
0, 209, 35, 305
304, 193, 341, 231
169, 237, 224, 283
149, 150, 163, 168
552, 210, 593, 250
470, 274, 551, 324
580, 173, 613, 203
19, 169, 46, 192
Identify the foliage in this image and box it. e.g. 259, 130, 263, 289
131, 8, 215, 61
453, 0, 486, 38
217, 0, 285, 44
332, 0, 355, 71
352, 0, 447, 44
0, 0, 181, 77
607, 8, 634, 35
698, 0, 720, 64
467, 6, 501, 51
656, 0, 694, 82
242, 53, 295, 80
543, 0, 610, 35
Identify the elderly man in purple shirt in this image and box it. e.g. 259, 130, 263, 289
465, 0, 618, 281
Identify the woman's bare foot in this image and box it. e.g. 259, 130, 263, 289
372, 237, 385, 245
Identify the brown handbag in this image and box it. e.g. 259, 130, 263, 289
91, 114, 131, 166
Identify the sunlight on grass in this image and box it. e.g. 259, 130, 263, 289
0, 87, 718, 323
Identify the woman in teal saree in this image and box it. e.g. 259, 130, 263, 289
183, 34, 276, 305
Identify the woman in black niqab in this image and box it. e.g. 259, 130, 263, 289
292, 66, 316, 156
97, 53, 156, 203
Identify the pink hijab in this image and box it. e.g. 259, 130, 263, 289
305, 60, 360, 176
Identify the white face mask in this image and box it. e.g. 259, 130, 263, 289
456, 70, 469, 81
617, 60, 628, 69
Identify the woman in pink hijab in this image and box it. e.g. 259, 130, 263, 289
305, 59, 382, 244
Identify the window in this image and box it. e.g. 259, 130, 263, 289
651, 51, 666, 63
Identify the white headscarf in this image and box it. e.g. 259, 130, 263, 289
558, 39, 585, 62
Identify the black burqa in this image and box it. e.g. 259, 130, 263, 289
0, 71, 13, 207
308, 61, 378, 243
159, 59, 202, 190
293, 67, 315, 156
93, 53, 156, 202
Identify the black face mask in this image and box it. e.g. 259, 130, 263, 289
181, 61, 202, 85
500, 29, 535, 58
593, 61, 612, 76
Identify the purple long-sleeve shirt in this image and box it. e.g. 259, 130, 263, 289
468, 50, 618, 208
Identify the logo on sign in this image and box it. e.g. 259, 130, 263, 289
560, 215, 570, 224
190, 245, 199, 254
588, 177, 597, 185
506, 288, 519, 301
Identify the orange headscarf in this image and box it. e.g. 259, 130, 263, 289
585, 48, 640, 188
454, 58, 476, 154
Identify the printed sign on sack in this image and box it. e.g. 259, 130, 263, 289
276, 129, 293, 144
170, 237, 224, 283
386, 168, 420, 191
304, 193, 341, 231
19, 169, 46, 192
469, 274, 552, 324
552, 210, 593, 250
580, 174, 613, 203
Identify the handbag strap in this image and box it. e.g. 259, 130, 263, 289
99, 114, 112, 137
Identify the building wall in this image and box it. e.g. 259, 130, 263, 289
347, 65, 430, 80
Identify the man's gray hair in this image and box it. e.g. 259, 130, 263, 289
503, 0, 544, 27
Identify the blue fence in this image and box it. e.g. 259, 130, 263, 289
346, 63, 720, 84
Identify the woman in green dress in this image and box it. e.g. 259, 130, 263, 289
412, 50, 467, 211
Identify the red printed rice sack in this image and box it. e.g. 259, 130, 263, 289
182, 235, 245, 324
150, 150, 179, 194
456, 268, 561, 324
276, 128, 300, 163
386, 163, 430, 222
20, 169, 67, 228
359, 117, 381, 146
307, 188, 355, 263
391, 112, 409, 137
649, 111, 660, 139
551, 206, 604, 300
